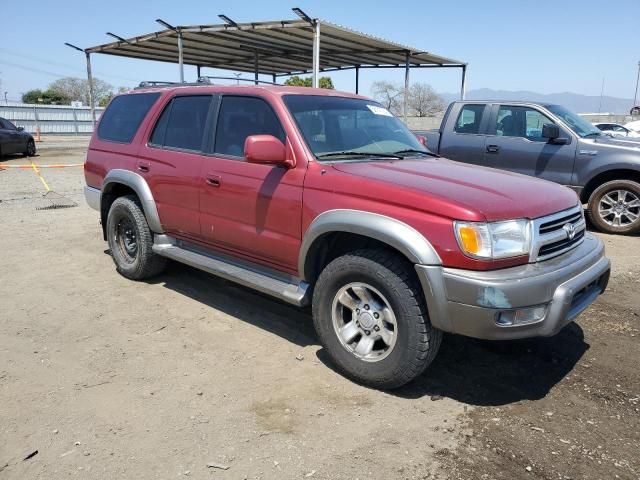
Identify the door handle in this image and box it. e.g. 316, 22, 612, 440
205, 175, 221, 187
137, 164, 150, 172
486, 145, 500, 153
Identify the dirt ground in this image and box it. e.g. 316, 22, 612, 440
1, 147, 638, 480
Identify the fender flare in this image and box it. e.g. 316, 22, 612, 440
298, 209, 441, 281
102, 169, 164, 233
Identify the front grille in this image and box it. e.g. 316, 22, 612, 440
538, 229, 585, 257
531, 205, 586, 262
539, 211, 583, 234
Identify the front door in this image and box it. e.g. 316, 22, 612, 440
199, 95, 305, 273
483, 105, 576, 185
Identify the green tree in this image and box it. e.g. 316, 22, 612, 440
283, 75, 334, 89
22, 89, 44, 104
22, 88, 71, 105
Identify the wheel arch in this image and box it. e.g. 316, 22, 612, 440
581, 168, 640, 204
101, 169, 163, 237
299, 209, 441, 283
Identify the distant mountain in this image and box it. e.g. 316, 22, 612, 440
439, 88, 636, 114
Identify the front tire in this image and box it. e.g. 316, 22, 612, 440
24, 139, 36, 157
587, 180, 640, 235
106, 195, 166, 280
312, 249, 442, 390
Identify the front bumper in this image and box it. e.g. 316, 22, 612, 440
416, 233, 610, 340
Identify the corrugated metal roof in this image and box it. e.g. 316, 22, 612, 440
85, 18, 465, 76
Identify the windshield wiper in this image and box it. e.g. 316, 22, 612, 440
317, 151, 404, 160
583, 132, 602, 137
392, 149, 433, 157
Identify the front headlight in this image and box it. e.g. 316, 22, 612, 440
454, 219, 532, 259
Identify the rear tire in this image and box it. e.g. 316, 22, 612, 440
587, 180, 640, 235
312, 249, 442, 390
106, 195, 166, 280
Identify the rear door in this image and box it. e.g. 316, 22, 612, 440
438, 103, 489, 166
137, 94, 216, 238
198, 94, 305, 272
482, 104, 576, 185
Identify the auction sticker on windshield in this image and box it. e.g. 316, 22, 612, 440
367, 105, 393, 116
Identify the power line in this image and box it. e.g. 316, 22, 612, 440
0, 49, 141, 83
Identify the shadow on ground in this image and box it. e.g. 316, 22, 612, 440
151, 260, 588, 407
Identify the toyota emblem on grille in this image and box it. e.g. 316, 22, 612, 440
563, 223, 577, 240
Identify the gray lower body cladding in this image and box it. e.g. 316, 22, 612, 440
416, 233, 610, 340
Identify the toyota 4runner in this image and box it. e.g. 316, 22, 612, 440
84, 84, 611, 389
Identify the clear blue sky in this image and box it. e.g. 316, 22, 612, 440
1, 0, 639, 102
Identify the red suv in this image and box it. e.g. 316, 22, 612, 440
85, 84, 610, 389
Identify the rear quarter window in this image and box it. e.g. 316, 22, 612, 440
97, 92, 160, 143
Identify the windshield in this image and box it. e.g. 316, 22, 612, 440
283, 95, 429, 160
545, 104, 601, 137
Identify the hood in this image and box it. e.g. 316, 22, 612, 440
332, 157, 578, 222
590, 134, 640, 149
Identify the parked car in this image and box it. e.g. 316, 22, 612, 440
84, 85, 610, 389
625, 120, 640, 133
593, 122, 640, 138
0, 117, 36, 157
631, 106, 640, 116
418, 101, 640, 235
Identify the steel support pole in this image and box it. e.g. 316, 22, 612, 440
85, 52, 96, 126
460, 64, 467, 100
403, 51, 410, 122
355, 65, 360, 94
272, 73, 277, 85
177, 31, 184, 83
254, 51, 259, 85
196, 65, 201, 80
634, 61, 640, 111
312, 21, 320, 88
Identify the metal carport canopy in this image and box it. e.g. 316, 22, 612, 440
76, 9, 468, 123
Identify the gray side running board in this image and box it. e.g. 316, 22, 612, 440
152, 235, 310, 307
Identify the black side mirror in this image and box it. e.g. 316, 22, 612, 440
542, 123, 559, 139
542, 123, 569, 144
17, 126, 24, 131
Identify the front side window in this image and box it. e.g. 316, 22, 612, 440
214, 96, 285, 157
283, 95, 428, 160
0, 118, 17, 130
454, 104, 485, 134
97, 92, 160, 143
150, 95, 212, 151
495, 106, 554, 141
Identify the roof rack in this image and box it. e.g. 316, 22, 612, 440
136, 81, 181, 88
197, 76, 278, 86
134, 77, 278, 90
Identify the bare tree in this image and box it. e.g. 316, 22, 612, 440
370, 81, 403, 115
408, 83, 445, 117
49, 77, 113, 106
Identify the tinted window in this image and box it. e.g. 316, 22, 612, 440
496, 106, 553, 141
214, 96, 285, 157
454, 104, 485, 134
0, 118, 16, 130
152, 96, 212, 151
97, 92, 160, 143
